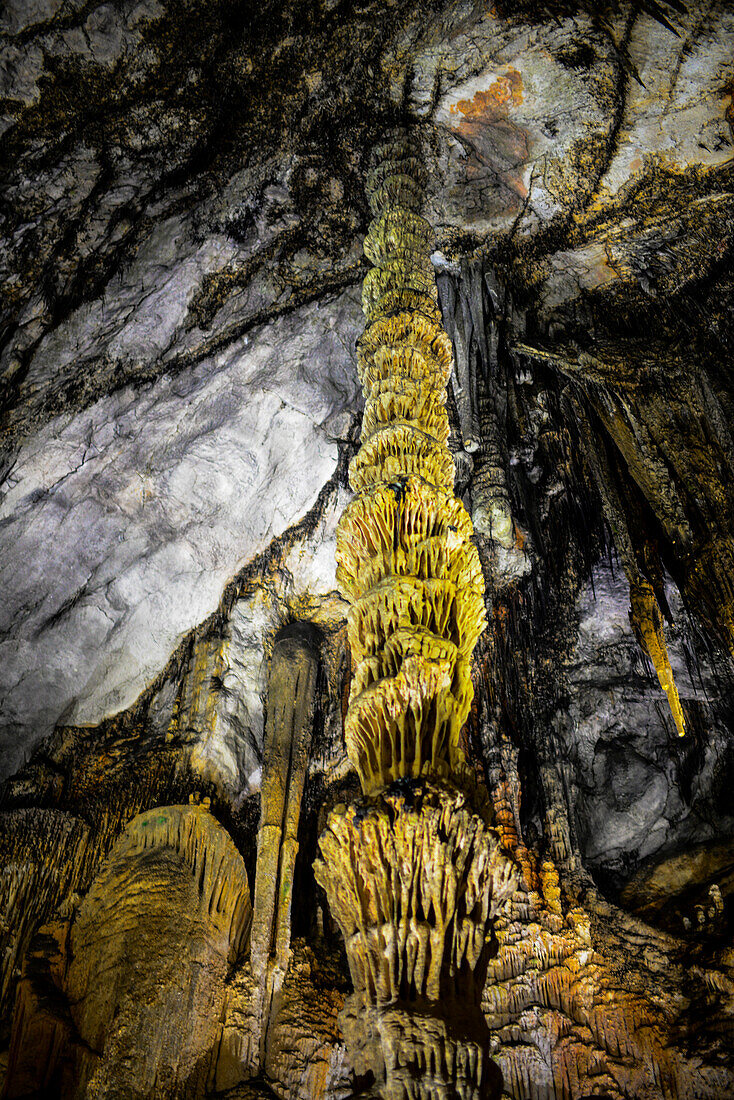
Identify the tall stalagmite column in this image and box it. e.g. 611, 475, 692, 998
314, 130, 516, 1099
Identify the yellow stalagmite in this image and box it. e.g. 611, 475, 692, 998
315, 128, 516, 1100
334, 132, 487, 797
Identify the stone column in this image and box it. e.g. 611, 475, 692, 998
251, 623, 320, 1063
314, 130, 517, 1100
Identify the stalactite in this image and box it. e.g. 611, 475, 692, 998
682, 535, 734, 659
629, 577, 686, 738
437, 260, 526, 572
568, 388, 686, 737
520, 336, 734, 667
167, 624, 225, 745
0, 810, 93, 1022
315, 128, 517, 1100
535, 337, 734, 678
437, 263, 481, 454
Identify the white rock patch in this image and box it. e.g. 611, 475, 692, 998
0, 291, 361, 779
600, 9, 734, 197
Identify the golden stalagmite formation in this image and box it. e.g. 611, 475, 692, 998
316, 783, 514, 1098
250, 623, 320, 1065
318, 784, 515, 1007
335, 131, 487, 796
315, 129, 516, 1099
4, 803, 252, 1099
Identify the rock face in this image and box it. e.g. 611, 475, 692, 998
1, 0, 734, 1097
314, 129, 517, 1099
4, 804, 252, 1098
0, 291, 361, 780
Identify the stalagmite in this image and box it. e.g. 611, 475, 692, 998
250, 622, 320, 1064
315, 129, 517, 1099
3, 803, 252, 1100
318, 783, 516, 1005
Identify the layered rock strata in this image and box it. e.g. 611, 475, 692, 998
315, 131, 516, 1099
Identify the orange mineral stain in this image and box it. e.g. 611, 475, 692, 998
449, 67, 524, 123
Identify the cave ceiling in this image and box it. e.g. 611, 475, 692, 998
1, 0, 734, 1097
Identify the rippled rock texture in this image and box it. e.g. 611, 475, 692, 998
1, 0, 734, 1096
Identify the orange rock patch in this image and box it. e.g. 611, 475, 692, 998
449, 67, 524, 124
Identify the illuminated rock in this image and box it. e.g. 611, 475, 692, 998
250, 623, 320, 1068
3, 804, 252, 1098
318, 129, 515, 1099
340, 998, 502, 1100
314, 781, 516, 1006
341, 136, 484, 779
66, 804, 250, 1098
570, 387, 689, 740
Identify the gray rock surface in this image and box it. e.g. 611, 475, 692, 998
564, 560, 734, 884
0, 292, 361, 778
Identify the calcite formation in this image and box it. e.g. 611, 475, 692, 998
683, 533, 734, 659
0, 809, 92, 1021
340, 999, 503, 1100
569, 388, 687, 739
316, 785, 516, 1097
316, 130, 516, 1098
628, 577, 686, 739
3, 2, 734, 1096
4, 803, 252, 1099
438, 260, 519, 558
318, 783, 515, 1006
250, 623, 320, 1065
335, 135, 487, 797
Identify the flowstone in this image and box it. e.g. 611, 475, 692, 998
3, 804, 251, 1099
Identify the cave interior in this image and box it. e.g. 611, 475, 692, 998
1, 0, 734, 1097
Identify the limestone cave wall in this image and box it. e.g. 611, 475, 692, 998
1, 0, 734, 1097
